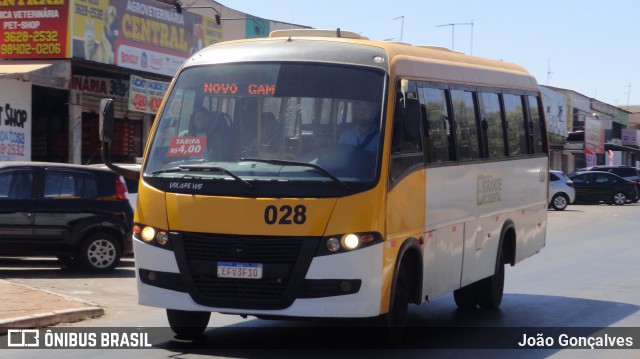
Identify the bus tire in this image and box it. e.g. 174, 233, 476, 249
473, 248, 505, 310
453, 285, 476, 310
166, 309, 211, 339
380, 265, 409, 344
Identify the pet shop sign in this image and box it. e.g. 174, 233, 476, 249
0, 79, 31, 161
0, 0, 70, 59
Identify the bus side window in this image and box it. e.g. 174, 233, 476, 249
503, 93, 528, 157
451, 89, 481, 161
420, 86, 455, 164
527, 95, 548, 154
390, 92, 425, 181
479, 92, 506, 159
392, 98, 423, 153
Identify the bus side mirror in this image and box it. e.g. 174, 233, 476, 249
99, 98, 115, 143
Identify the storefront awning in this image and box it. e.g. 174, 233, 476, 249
0, 62, 53, 75
0, 60, 70, 89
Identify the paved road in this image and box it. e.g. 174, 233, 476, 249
1, 203, 639, 358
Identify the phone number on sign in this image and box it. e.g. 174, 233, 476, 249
4, 31, 59, 43
1, 43, 61, 55
0, 143, 25, 157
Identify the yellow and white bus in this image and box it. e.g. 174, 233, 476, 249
101, 29, 548, 338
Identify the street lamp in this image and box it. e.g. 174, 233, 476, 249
436, 21, 474, 54
393, 16, 404, 42
173, 1, 259, 25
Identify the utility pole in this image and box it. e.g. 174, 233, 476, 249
436, 21, 473, 54
623, 83, 632, 106
393, 16, 404, 42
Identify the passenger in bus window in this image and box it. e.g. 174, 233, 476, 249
178, 106, 213, 159
187, 107, 210, 138
208, 111, 232, 160
182, 107, 233, 160
338, 101, 379, 152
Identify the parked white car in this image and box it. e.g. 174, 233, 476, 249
549, 170, 575, 211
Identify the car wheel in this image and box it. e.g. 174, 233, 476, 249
166, 309, 210, 339
472, 248, 505, 310
550, 193, 569, 211
612, 192, 627, 205
79, 233, 122, 272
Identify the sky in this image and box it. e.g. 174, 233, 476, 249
217, 0, 640, 107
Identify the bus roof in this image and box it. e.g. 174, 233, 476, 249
185, 29, 539, 91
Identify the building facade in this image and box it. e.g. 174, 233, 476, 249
0, 0, 307, 164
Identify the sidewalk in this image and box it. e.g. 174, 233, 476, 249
0, 279, 104, 335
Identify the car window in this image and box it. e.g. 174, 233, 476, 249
595, 174, 612, 183
611, 168, 636, 177
549, 173, 559, 181
571, 174, 589, 184
44, 171, 98, 199
0, 170, 33, 199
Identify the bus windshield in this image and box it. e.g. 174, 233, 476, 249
145, 62, 386, 192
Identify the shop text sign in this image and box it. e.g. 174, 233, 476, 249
128, 75, 169, 114
72, 0, 222, 76
0, 79, 31, 161
70, 75, 129, 97
0, 0, 70, 58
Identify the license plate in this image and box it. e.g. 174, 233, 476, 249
217, 262, 263, 279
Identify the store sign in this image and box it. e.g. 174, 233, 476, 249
71, 0, 222, 76
0, 79, 31, 161
70, 75, 128, 97
621, 128, 640, 147
585, 118, 604, 154
0, 0, 70, 59
128, 75, 169, 114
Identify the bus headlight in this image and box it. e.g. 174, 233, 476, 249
140, 226, 156, 243
156, 231, 169, 246
342, 234, 359, 250
318, 232, 383, 256
135, 224, 172, 249
326, 237, 341, 252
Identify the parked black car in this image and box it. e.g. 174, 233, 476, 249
571, 165, 640, 202
0, 162, 133, 272
567, 171, 638, 205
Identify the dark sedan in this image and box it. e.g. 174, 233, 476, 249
0, 162, 134, 272
568, 171, 638, 205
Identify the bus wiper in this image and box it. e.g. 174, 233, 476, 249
152, 165, 254, 190
240, 158, 348, 190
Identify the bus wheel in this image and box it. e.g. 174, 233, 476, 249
473, 249, 505, 309
166, 309, 211, 339
380, 265, 409, 344
453, 285, 476, 310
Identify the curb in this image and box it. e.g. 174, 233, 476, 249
0, 307, 104, 335
0, 280, 105, 335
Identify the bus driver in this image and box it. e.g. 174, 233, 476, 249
339, 101, 380, 152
